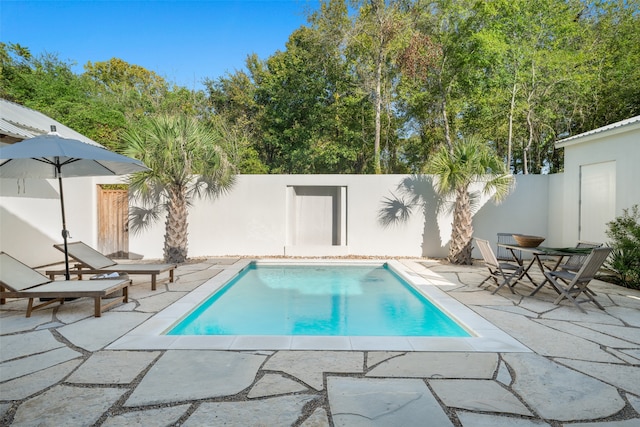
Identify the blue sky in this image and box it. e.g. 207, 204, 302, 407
1, 0, 319, 89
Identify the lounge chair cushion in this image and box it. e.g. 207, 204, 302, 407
56, 242, 116, 269
0, 253, 52, 291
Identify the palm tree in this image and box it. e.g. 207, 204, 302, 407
426, 136, 513, 265
121, 115, 236, 264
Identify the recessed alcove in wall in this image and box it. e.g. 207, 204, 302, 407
286, 186, 347, 252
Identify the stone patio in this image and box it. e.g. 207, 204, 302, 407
1, 258, 639, 426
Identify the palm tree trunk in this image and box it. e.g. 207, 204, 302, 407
449, 187, 474, 265
164, 186, 189, 263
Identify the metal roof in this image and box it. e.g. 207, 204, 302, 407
0, 99, 104, 147
556, 115, 640, 147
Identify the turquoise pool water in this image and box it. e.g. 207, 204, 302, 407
167, 264, 470, 337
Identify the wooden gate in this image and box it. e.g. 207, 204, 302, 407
97, 186, 129, 258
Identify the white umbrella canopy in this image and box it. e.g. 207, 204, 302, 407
0, 133, 147, 178
0, 130, 149, 279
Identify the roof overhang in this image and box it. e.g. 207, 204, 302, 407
556, 115, 640, 149
0, 99, 104, 147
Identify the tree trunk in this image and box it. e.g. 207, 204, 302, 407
438, 56, 453, 154
374, 43, 383, 174
523, 62, 536, 175
449, 186, 474, 265
507, 80, 517, 172
524, 106, 533, 175
441, 95, 452, 154
164, 186, 189, 264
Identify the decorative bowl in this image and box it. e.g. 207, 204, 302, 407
513, 234, 545, 248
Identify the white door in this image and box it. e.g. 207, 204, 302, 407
579, 161, 616, 243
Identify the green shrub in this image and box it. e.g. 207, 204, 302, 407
604, 205, 640, 289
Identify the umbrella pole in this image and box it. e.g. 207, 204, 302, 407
56, 165, 71, 281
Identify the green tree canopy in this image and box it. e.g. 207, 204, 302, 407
0, 43, 127, 149
3, 0, 638, 174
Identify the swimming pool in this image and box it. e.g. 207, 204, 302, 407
167, 264, 471, 337
107, 259, 530, 352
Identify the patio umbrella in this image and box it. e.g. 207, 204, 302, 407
0, 127, 149, 280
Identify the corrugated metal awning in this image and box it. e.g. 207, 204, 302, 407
556, 115, 640, 148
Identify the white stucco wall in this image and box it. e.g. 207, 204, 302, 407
1, 173, 556, 267
0, 176, 105, 266
132, 175, 432, 259
471, 174, 551, 252
128, 174, 553, 260
546, 173, 565, 247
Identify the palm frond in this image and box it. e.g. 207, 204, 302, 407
482, 173, 515, 204
190, 172, 237, 200
128, 177, 168, 207
122, 114, 238, 198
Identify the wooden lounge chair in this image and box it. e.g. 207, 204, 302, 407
554, 240, 603, 297
543, 247, 612, 313
476, 238, 525, 294
0, 252, 130, 317
47, 242, 176, 291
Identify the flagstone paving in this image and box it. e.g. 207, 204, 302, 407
429, 379, 532, 416
327, 377, 453, 426
1, 258, 639, 426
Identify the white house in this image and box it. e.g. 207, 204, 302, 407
552, 116, 640, 246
